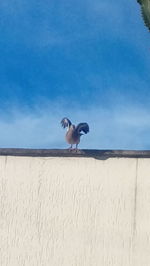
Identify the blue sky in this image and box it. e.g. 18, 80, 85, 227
0, 0, 150, 149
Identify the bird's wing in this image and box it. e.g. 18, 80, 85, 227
61, 117, 72, 128
75, 123, 89, 134
137, 0, 150, 31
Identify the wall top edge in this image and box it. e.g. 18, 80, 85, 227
0, 148, 149, 159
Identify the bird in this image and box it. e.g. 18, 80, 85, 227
61, 117, 89, 150
137, 0, 150, 31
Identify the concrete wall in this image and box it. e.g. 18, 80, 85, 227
0, 155, 150, 266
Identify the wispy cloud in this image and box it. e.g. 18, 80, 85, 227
0, 101, 149, 150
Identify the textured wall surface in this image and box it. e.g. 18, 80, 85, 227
0, 156, 149, 266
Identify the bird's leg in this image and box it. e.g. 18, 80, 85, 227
75, 144, 78, 151
68, 145, 73, 150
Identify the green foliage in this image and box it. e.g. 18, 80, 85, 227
137, 0, 150, 31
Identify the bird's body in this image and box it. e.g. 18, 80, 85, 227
66, 125, 80, 145
61, 118, 89, 149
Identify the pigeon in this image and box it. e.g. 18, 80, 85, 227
61, 117, 89, 149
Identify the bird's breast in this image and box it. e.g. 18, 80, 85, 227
66, 130, 80, 144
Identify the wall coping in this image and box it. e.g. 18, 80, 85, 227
0, 148, 149, 159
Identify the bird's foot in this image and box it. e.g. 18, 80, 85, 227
68, 146, 73, 150
72, 147, 80, 153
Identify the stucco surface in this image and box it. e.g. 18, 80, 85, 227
0, 156, 149, 266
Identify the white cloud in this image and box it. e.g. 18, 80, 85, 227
0, 101, 149, 150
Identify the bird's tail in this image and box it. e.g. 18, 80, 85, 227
76, 123, 89, 134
